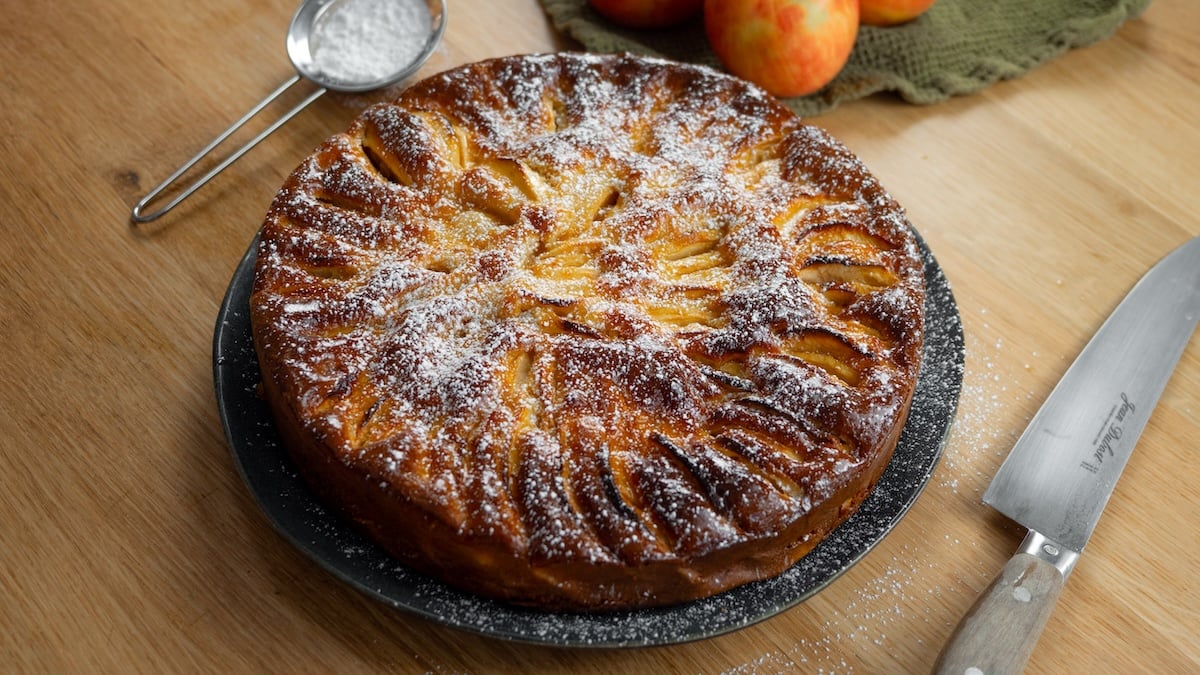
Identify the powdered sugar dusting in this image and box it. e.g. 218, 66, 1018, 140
251, 53, 929, 610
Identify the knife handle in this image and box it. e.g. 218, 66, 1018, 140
933, 544, 1067, 675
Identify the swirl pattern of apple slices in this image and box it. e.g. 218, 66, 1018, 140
250, 52, 925, 611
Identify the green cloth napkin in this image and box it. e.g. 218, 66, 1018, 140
538, 0, 1152, 116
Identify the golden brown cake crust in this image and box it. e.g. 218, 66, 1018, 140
250, 52, 925, 611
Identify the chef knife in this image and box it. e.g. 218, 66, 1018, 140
935, 236, 1200, 675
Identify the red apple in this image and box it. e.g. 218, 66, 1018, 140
859, 0, 936, 26
704, 0, 859, 98
588, 0, 704, 29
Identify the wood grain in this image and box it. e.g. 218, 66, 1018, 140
2, 1, 1197, 672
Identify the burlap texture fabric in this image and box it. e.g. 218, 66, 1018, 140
538, 0, 1152, 116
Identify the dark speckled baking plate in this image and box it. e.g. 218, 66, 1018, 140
214, 230, 963, 648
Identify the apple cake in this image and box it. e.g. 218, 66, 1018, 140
249, 52, 925, 611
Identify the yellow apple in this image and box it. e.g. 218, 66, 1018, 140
588, 0, 704, 29
704, 0, 859, 98
859, 0, 936, 26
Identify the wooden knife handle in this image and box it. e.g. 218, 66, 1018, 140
933, 552, 1065, 675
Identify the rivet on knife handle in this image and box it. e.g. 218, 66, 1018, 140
933, 531, 1076, 675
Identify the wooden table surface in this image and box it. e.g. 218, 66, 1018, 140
3, 0, 1197, 672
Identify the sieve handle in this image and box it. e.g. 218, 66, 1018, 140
131, 74, 325, 223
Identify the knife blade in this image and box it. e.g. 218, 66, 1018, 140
935, 236, 1200, 675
